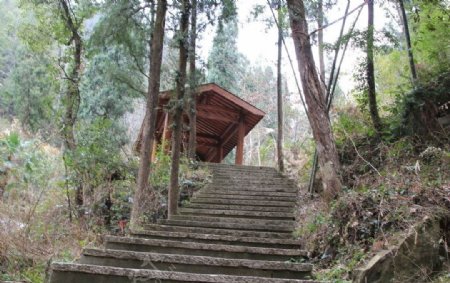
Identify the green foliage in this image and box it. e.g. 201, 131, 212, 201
1, 49, 59, 134
79, 46, 142, 120
387, 71, 450, 137
411, 1, 450, 78
0, 0, 21, 85
333, 108, 375, 147
207, 12, 245, 93
0, 132, 61, 197
18, 0, 97, 51
72, 118, 129, 189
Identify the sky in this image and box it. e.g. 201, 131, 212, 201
197, 0, 399, 104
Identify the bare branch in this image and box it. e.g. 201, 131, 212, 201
309, 1, 366, 36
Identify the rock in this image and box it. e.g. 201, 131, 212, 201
353, 217, 446, 283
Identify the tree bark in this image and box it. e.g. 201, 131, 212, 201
276, 5, 284, 173
131, 0, 167, 228
168, 0, 190, 218
398, 0, 417, 83
188, 0, 197, 159
60, 0, 83, 209
317, 0, 326, 89
367, 0, 383, 135
286, 0, 341, 201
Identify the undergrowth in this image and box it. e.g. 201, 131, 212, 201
0, 127, 211, 282
295, 106, 450, 282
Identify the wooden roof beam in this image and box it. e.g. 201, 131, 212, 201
196, 104, 240, 122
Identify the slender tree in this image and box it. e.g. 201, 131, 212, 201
398, 0, 418, 83
367, 0, 383, 135
276, 3, 284, 172
317, 0, 326, 87
286, 0, 341, 201
187, 0, 198, 159
131, 0, 168, 227
168, 0, 190, 218
22, 0, 92, 211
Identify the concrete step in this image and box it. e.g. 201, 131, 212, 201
143, 223, 294, 239
104, 236, 307, 261
190, 197, 296, 207
201, 163, 277, 170
179, 208, 295, 220
50, 263, 320, 283
208, 185, 297, 192
130, 229, 302, 249
212, 174, 283, 180
212, 176, 293, 182
211, 181, 295, 188
203, 189, 297, 197
158, 219, 293, 232
171, 215, 295, 227
183, 203, 293, 213
80, 248, 313, 279
194, 193, 296, 202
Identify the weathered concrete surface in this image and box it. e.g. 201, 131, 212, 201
144, 223, 294, 238
170, 215, 294, 226
184, 203, 293, 212
353, 217, 447, 283
104, 236, 307, 261
131, 229, 301, 249
79, 248, 313, 279
50, 263, 321, 283
49, 163, 321, 282
178, 208, 295, 219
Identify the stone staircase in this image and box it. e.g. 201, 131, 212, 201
49, 163, 319, 282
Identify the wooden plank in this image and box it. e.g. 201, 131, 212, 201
197, 84, 266, 117
196, 104, 240, 122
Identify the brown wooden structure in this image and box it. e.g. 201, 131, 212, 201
144, 83, 265, 164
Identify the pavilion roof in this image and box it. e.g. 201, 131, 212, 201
139, 83, 265, 162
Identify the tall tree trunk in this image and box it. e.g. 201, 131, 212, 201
188, 0, 197, 159
317, 0, 326, 89
367, 0, 383, 135
398, 0, 418, 83
168, 0, 190, 218
286, 0, 341, 201
131, 0, 167, 228
276, 6, 284, 173
60, 0, 83, 209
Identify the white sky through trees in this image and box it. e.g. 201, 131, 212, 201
198, 0, 398, 106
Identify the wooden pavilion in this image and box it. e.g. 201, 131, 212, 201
138, 83, 265, 164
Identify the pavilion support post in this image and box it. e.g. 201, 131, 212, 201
150, 138, 157, 162
162, 112, 171, 153
235, 115, 245, 165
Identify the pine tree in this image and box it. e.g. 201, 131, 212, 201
207, 6, 243, 93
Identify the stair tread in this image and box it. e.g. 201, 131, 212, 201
184, 203, 293, 212
51, 263, 320, 283
144, 223, 294, 239
104, 236, 307, 256
191, 198, 296, 207
82, 248, 312, 272
179, 208, 294, 219
201, 190, 297, 196
172, 215, 295, 225
159, 219, 293, 232
195, 193, 296, 201
130, 229, 301, 246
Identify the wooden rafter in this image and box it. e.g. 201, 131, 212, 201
196, 104, 240, 122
